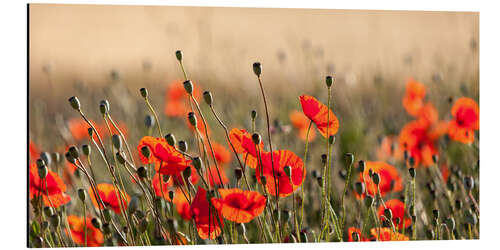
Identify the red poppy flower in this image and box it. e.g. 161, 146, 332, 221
348, 227, 369, 242
137, 136, 165, 165
256, 150, 305, 197
164, 80, 200, 117
29, 140, 39, 163
441, 163, 450, 183
89, 183, 130, 214
417, 102, 438, 126
370, 227, 409, 241
152, 168, 199, 200
205, 166, 229, 188
402, 78, 426, 116
210, 142, 232, 165
29, 163, 71, 208
173, 188, 192, 220
186, 113, 211, 137
137, 136, 191, 176
68, 118, 94, 141
376, 135, 403, 162
211, 188, 266, 223
399, 119, 443, 167
448, 97, 479, 144
229, 128, 264, 169
299, 95, 339, 138
359, 161, 402, 198
190, 187, 224, 240
289, 110, 316, 142
67, 215, 104, 247
377, 199, 411, 230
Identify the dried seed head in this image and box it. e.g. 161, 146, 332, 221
137, 166, 148, 179
251, 110, 257, 120
99, 100, 110, 115
175, 50, 183, 61
252, 133, 262, 145
187, 112, 197, 127
111, 134, 122, 150
69, 146, 80, 159
183, 80, 193, 95
178, 141, 188, 153
203, 91, 213, 106
68, 96, 81, 110
144, 114, 155, 128
141, 146, 151, 159
325, 75, 333, 88
192, 157, 202, 171
165, 133, 176, 147
140, 88, 148, 98
81, 144, 91, 156
252, 62, 262, 76
77, 188, 86, 202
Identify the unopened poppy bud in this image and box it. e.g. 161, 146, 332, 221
36, 158, 46, 169
87, 127, 94, 137
43, 207, 54, 217
77, 188, 86, 202
252, 62, 262, 76
37, 164, 48, 179
283, 165, 292, 178
372, 172, 380, 185
409, 167, 416, 179
140, 87, 148, 98
102, 223, 112, 234
463, 176, 474, 191
445, 217, 456, 231
252, 133, 261, 145
68, 96, 81, 110
32, 236, 43, 247
116, 152, 126, 164
137, 166, 148, 178
165, 133, 176, 147
191, 157, 202, 171
141, 146, 151, 159
99, 100, 110, 115
203, 91, 213, 106
352, 232, 360, 242
182, 166, 192, 179
312, 169, 320, 179
432, 154, 438, 164
81, 144, 91, 156
316, 176, 323, 187
364, 195, 374, 208
321, 154, 327, 165
384, 208, 393, 220
40, 152, 52, 167
251, 110, 257, 120
234, 168, 242, 180
433, 209, 440, 220
187, 112, 197, 127
358, 160, 366, 173
175, 50, 183, 61
260, 176, 267, 185
300, 232, 308, 243
65, 151, 76, 164
52, 152, 62, 164
103, 208, 112, 222
354, 182, 365, 195
168, 190, 174, 201
144, 115, 155, 128
325, 75, 333, 88
344, 153, 354, 166
183, 80, 193, 95
112, 134, 122, 150
395, 217, 401, 226
50, 214, 60, 228
69, 146, 79, 158
368, 169, 374, 177
329, 135, 335, 145
91, 217, 102, 229
128, 196, 139, 214
178, 141, 188, 152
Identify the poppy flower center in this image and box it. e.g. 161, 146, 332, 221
225, 194, 252, 210
456, 108, 477, 128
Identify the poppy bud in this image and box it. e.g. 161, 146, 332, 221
203, 91, 213, 106
384, 208, 393, 220
321, 154, 327, 165
300, 232, 308, 243
260, 176, 267, 185
69, 146, 79, 158
43, 207, 54, 217
368, 169, 374, 177
312, 169, 320, 179
36, 158, 46, 169
178, 141, 188, 152
252, 62, 262, 76
364, 195, 374, 208
37, 164, 48, 179
182, 166, 192, 179
316, 176, 323, 187
283, 165, 292, 178
344, 153, 354, 167
183, 80, 193, 95
141, 146, 151, 159
252, 133, 261, 145
395, 217, 401, 226
88, 127, 94, 138
50, 214, 60, 228
165, 133, 176, 147
325, 75, 333, 88
103, 208, 112, 222
371, 172, 380, 185
175, 50, 183, 61
91, 217, 102, 229
137, 166, 148, 179
144, 115, 155, 128
463, 176, 474, 191
77, 188, 86, 202
116, 152, 126, 164
409, 167, 416, 179
282, 209, 291, 222
65, 151, 76, 164
168, 190, 174, 201
138, 218, 148, 233
99, 100, 110, 115
432, 154, 438, 164
251, 110, 257, 120
102, 223, 112, 235
352, 231, 360, 242
433, 209, 440, 220
81, 144, 91, 156
32, 236, 43, 247
354, 182, 365, 195
40, 152, 52, 167
140, 87, 148, 98
68, 96, 81, 110
234, 168, 242, 180
445, 217, 456, 231
328, 135, 335, 145
187, 112, 197, 127
111, 134, 122, 150
358, 160, 365, 173
190, 157, 202, 171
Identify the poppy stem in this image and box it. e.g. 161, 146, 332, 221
83, 201, 87, 247
142, 98, 163, 137
340, 158, 353, 232
300, 120, 313, 230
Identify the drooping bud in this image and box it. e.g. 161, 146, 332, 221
37, 159, 48, 179
78, 188, 86, 202
432, 209, 440, 220
203, 91, 213, 106
144, 115, 155, 129
300, 231, 308, 243
384, 208, 393, 220
140, 88, 148, 98
325, 75, 333, 88
99, 100, 110, 115
103, 208, 112, 222
69, 146, 80, 158
175, 50, 183, 61
445, 217, 456, 231
168, 190, 174, 201
50, 214, 60, 228
88, 127, 94, 138
43, 207, 54, 217
165, 133, 176, 147
178, 141, 188, 153
252, 133, 261, 145
82, 144, 91, 156
68, 96, 81, 110
111, 134, 122, 150
187, 112, 197, 127
183, 80, 193, 95
364, 195, 374, 208
137, 166, 148, 179
182, 166, 192, 179
102, 223, 112, 235
252, 62, 262, 77
192, 156, 202, 171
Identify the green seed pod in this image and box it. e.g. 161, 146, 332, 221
358, 160, 366, 173
81, 144, 91, 156
144, 115, 155, 128
112, 134, 122, 150
192, 156, 202, 171
168, 190, 174, 201
140, 146, 151, 159
203, 91, 213, 106
175, 50, 183, 61
352, 231, 360, 242
68, 96, 81, 110
37, 164, 48, 179
102, 223, 112, 235
283, 165, 292, 178
187, 112, 197, 127
43, 207, 54, 217
40, 152, 52, 167
384, 208, 393, 220
116, 152, 126, 164
99, 100, 110, 115
137, 166, 148, 179
77, 188, 86, 202
50, 214, 60, 228
252, 133, 261, 145
183, 80, 193, 95
65, 151, 76, 164
183, 166, 192, 179
463, 176, 474, 191
140, 87, 148, 98
178, 141, 188, 153
433, 209, 440, 220
409, 167, 416, 179
91, 217, 102, 229
328, 135, 335, 145
252, 62, 262, 76
325, 75, 333, 88
364, 195, 374, 208
344, 153, 354, 167
251, 110, 257, 120
103, 208, 112, 222
372, 172, 381, 185
69, 146, 79, 159
234, 168, 242, 180
445, 217, 456, 231
354, 182, 365, 195
164, 133, 176, 147
300, 231, 308, 243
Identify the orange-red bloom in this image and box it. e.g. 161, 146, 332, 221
348, 227, 369, 242
402, 78, 426, 116
205, 166, 229, 188
229, 128, 263, 169
358, 161, 402, 198
173, 188, 192, 220
377, 199, 411, 229
190, 187, 224, 240
68, 118, 128, 141
67, 215, 104, 247
448, 97, 479, 144
211, 142, 232, 165
137, 136, 191, 176
299, 95, 339, 138
211, 188, 266, 223
376, 135, 403, 162
289, 110, 316, 142
370, 227, 409, 241
417, 102, 439, 126
399, 119, 444, 167
256, 150, 305, 197
29, 163, 71, 208
164, 80, 200, 117
29, 140, 39, 163
89, 183, 130, 214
